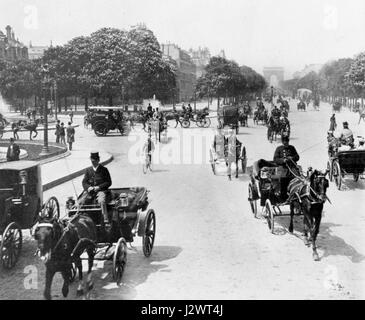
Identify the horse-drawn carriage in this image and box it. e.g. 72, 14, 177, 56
267, 116, 290, 143
332, 101, 342, 113
218, 105, 240, 133
209, 138, 247, 176
248, 164, 329, 260
327, 148, 365, 190
0, 161, 59, 269
174, 108, 211, 128
65, 187, 156, 284
88, 106, 131, 137
253, 107, 268, 125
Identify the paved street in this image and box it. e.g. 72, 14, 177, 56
1, 99, 365, 300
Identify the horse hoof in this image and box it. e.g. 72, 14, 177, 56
288, 227, 293, 233
76, 289, 84, 296
313, 253, 320, 261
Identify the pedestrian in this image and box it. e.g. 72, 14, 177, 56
329, 114, 337, 132
32, 109, 36, 121
6, 138, 20, 161
59, 122, 66, 145
66, 122, 75, 150
69, 111, 74, 124
55, 120, 61, 143
12, 122, 19, 140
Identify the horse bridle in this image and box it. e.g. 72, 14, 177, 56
286, 158, 332, 204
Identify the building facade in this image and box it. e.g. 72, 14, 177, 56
28, 42, 49, 60
188, 47, 211, 79
0, 25, 28, 61
161, 43, 196, 102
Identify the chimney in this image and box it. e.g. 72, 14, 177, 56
6, 25, 11, 39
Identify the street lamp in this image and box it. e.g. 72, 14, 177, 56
53, 81, 58, 120
39, 63, 50, 156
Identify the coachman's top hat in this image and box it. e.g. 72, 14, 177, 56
90, 151, 100, 160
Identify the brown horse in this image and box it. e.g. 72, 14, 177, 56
33, 214, 97, 300
287, 169, 330, 261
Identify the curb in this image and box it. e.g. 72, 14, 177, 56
42, 153, 114, 192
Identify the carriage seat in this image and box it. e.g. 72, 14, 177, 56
108, 187, 148, 212
260, 166, 288, 180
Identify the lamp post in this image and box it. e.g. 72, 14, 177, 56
39, 64, 50, 156
54, 81, 58, 120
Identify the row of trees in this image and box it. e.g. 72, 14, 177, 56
195, 56, 267, 106
282, 52, 365, 106
0, 25, 267, 112
0, 25, 177, 111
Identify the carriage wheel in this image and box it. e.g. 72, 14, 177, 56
248, 183, 258, 218
353, 173, 360, 182
41, 197, 60, 220
264, 200, 275, 234
112, 237, 127, 285
333, 160, 342, 190
0, 222, 22, 269
94, 123, 107, 136
142, 210, 156, 257
202, 118, 211, 128
327, 161, 333, 182
182, 120, 190, 128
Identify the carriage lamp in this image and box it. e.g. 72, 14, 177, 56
19, 170, 28, 196
119, 193, 129, 208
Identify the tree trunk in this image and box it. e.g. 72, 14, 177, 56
109, 96, 113, 106
64, 97, 68, 112
84, 97, 88, 111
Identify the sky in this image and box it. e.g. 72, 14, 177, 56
1, 0, 365, 79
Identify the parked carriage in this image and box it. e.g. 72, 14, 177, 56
217, 105, 240, 133
65, 187, 156, 284
0, 161, 59, 269
327, 149, 365, 190
88, 106, 131, 137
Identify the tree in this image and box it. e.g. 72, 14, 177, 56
346, 52, 365, 103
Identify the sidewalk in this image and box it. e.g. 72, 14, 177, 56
42, 148, 113, 191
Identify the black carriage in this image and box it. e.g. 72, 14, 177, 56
248, 166, 302, 233
327, 149, 365, 190
218, 105, 240, 133
332, 101, 342, 113
88, 106, 131, 137
0, 161, 60, 269
267, 117, 290, 143
66, 187, 156, 284
253, 108, 268, 125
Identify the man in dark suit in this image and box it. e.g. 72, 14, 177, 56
79, 151, 112, 225
6, 138, 20, 161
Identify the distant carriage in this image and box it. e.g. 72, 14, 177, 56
332, 101, 342, 113
217, 105, 240, 133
